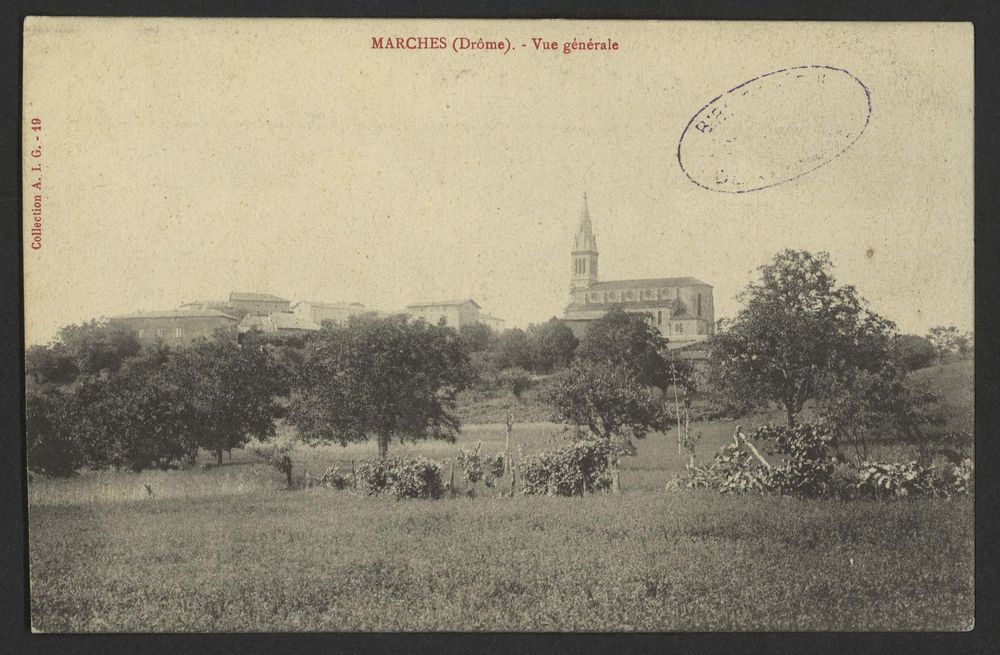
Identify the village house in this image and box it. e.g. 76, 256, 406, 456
239, 312, 321, 337
228, 292, 291, 316
404, 299, 484, 328
478, 313, 506, 331
291, 300, 368, 326
111, 309, 239, 346
561, 194, 715, 349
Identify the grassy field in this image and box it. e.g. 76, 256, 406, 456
29, 490, 973, 632
26, 361, 975, 632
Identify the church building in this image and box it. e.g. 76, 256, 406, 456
561, 194, 715, 347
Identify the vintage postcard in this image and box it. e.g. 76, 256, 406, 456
22, 18, 973, 632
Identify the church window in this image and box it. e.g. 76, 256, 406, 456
137, 329, 144, 338
675, 323, 684, 335
697, 293, 702, 317
657, 310, 662, 325
156, 328, 164, 338
174, 327, 183, 338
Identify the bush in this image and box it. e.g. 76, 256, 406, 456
456, 446, 507, 492
496, 367, 532, 399
685, 441, 769, 495
355, 456, 444, 499
684, 423, 837, 498
517, 438, 611, 496
320, 464, 351, 490
246, 436, 295, 487
856, 459, 973, 499
754, 423, 836, 498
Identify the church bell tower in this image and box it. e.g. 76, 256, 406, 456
571, 192, 599, 295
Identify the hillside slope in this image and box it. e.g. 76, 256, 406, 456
909, 360, 974, 433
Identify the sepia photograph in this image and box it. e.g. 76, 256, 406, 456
21, 18, 974, 632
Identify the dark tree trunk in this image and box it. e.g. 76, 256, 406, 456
216, 448, 223, 467
377, 435, 389, 458
785, 401, 797, 427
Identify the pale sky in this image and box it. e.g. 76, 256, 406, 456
23, 19, 973, 345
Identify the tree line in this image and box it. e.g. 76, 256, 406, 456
25, 248, 962, 479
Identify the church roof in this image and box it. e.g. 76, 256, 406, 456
589, 277, 712, 290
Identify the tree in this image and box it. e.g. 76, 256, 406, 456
288, 314, 473, 457
709, 250, 897, 426
25, 343, 79, 387
815, 364, 945, 466
54, 319, 142, 377
497, 366, 532, 399
458, 321, 496, 354
926, 326, 962, 366
577, 308, 670, 389
526, 318, 578, 373
66, 359, 199, 472
543, 359, 671, 491
164, 333, 285, 466
955, 332, 972, 360
891, 334, 936, 371
25, 386, 82, 477
494, 327, 534, 371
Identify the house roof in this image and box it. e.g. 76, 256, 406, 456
406, 299, 480, 309
113, 310, 239, 321
229, 292, 289, 303
292, 300, 366, 310
270, 312, 321, 331
589, 277, 711, 291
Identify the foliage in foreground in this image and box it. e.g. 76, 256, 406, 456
516, 436, 612, 496
680, 422, 974, 500
354, 456, 444, 499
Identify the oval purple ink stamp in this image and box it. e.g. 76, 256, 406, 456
677, 65, 872, 193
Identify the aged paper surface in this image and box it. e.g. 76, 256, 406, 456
23, 18, 973, 632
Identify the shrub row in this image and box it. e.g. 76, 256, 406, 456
354, 456, 444, 500
677, 422, 974, 499
516, 438, 612, 496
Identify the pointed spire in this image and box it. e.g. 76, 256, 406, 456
574, 192, 596, 252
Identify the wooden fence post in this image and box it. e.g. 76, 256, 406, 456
351, 459, 357, 489
448, 459, 456, 497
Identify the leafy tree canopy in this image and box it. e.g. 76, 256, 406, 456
709, 249, 897, 425
288, 314, 473, 457
577, 308, 670, 389
526, 317, 579, 373
54, 319, 142, 377
163, 334, 285, 465
458, 321, 497, 354
544, 359, 671, 453
891, 334, 936, 371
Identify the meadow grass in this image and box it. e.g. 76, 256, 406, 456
26, 361, 975, 631
28, 489, 973, 632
